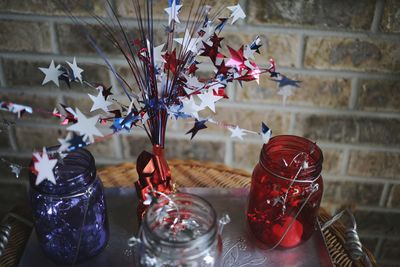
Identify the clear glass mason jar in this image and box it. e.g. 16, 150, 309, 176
29, 148, 109, 264
247, 135, 324, 249
135, 193, 220, 266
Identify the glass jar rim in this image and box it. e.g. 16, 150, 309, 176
259, 135, 323, 183
142, 192, 217, 249
29, 147, 97, 195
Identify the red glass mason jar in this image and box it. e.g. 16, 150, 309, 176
247, 135, 323, 249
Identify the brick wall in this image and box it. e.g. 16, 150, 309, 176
0, 0, 399, 265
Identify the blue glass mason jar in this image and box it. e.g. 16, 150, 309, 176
29, 148, 109, 265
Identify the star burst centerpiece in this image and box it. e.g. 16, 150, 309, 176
1, 0, 301, 217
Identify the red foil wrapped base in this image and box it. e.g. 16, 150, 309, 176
134, 145, 173, 221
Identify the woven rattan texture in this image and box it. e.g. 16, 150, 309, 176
98, 160, 377, 267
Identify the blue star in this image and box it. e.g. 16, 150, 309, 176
274, 75, 301, 88
186, 119, 207, 140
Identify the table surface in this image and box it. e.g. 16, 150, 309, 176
19, 187, 334, 267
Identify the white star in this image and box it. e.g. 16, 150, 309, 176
185, 75, 204, 89
39, 60, 64, 87
261, 128, 272, 144
227, 4, 246, 24
174, 30, 199, 53
228, 125, 246, 140
244, 45, 256, 60
180, 97, 202, 119
67, 108, 103, 143
88, 91, 113, 113
66, 57, 84, 83
164, 0, 182, 25
153, 43, 166, 64
57, 132, 72, 152
9, 103, 33, 118
10, 164, 22, 178
198, 90, 223, 113
33, 147, 58, 186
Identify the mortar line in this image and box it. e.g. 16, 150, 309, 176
349, 77, 359, 110
354, 205, 400, 213
0, 59, 5, 87
374, 237, 384, 259
217, 101, 400, 119
379, 182, 390, 207
5, 85, 400, 119
296, 33, 305, 68
1, 13, 400, 41
0, 179, 29, 186
48, 21, 60, 54
224, 139, 233, 167
371, 0, 385, 33
7, 124, 18, 152
8, 117, 400, 153
288, 112, 296, 134
340, 148, 351, 176
2, 52, 400, 80
112, 134, 124, 159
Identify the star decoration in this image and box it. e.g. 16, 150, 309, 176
227, 4, 246, 24
180, 97, 202, 119
10, 164, 22, 178
33, 147, 58, 186
95, 84, 113, 99
67, 108, 103, 143
261, 122, 272, 144
244, 45, 256, 60
198, 90, 223, 113
228, 125, 246, 140
186, 119, 207, 140
39, 60, 64, 87
153, 43, 166, 63
58, 133, 73, 152
174, 30, 199, 53
274, 75, 301, 88
164, 0, 182, 25
88, 91, 113, 113
66, 57, 84, 83
250, 36, 262, 54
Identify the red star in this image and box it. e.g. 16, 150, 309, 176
200, 41, 219, 63
216, 60, 230, 76
163, 49, 181, 75
210, 33, 224, 48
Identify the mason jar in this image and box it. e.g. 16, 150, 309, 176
247, 135, 324, 249
29, 148, 109, 264
135, 193, 220, 266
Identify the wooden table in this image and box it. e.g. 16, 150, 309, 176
0, 160, 377, 267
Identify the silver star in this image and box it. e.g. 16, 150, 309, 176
180, 97, 202, 119
227, 4, 246, 24
88, 91, 113, 113
10, 164, 22, 178
39, 60, 64, 87
198, 90, 223, 113
174, 30, 199, 53
228, 125, 246, 140
164, 0, 182, 25
153, 43, 166, 64
66, 57, 84, 83
67, 108, 103, 143
33, 147, 58, 185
